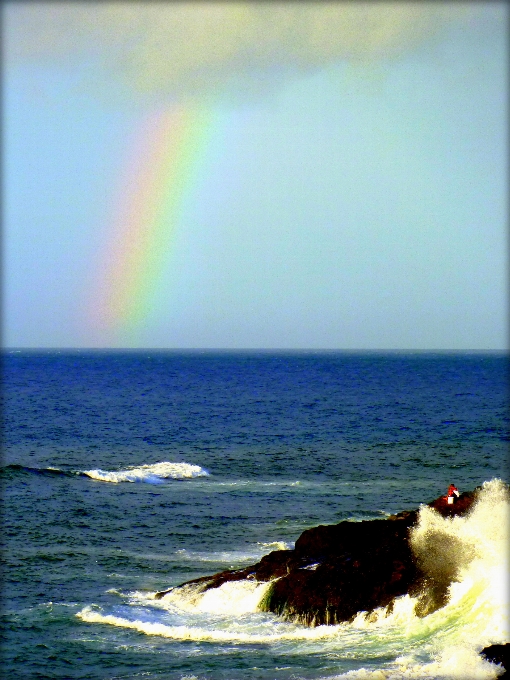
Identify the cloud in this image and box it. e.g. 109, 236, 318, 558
5, 2, 504, 100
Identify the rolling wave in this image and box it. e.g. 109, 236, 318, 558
0, 464, 75, 478
1, 461, 209, 484
82, 461, 209, 483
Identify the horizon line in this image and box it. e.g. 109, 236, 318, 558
3, 347, 509, 354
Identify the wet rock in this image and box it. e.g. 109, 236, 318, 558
427, 489, 478, 518
481, 643, 509, 678
156, 489, 478, 626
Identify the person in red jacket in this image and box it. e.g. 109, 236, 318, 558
446, 484, 460, 504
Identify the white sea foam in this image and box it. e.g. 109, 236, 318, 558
77, 599, 347, 644
332, 647, 501, 679
77, 605, 336, 643
157, 579, 273, 615
77, 479, 508, 678
173, 541, 291, 564
259, 540, 293, 551
82, 461, 209, 484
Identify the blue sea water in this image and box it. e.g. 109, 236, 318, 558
2, 350, 509, 679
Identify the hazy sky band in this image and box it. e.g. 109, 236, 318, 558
6, 3, 494, 97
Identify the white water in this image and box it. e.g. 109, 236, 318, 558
77, 479, 508, 678
173, 541, 293, 564
82, 461, 209, 483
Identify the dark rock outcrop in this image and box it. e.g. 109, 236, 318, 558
481, 644, 510, 678
156, 489, 480, 627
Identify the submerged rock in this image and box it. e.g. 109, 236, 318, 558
156, 488, 480, 627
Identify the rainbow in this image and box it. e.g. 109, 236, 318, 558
91, 104, 224, 343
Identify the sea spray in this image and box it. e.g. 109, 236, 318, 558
342, 479, 509, 678
410, 479, 508, 622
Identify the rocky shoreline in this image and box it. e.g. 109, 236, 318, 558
156, 486, 507, 673
157, 489, 477, 622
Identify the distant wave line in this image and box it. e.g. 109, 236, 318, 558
0, 461, 209, 483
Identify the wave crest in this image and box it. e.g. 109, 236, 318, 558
81, 461, 209, 484
1, 461, 209, 484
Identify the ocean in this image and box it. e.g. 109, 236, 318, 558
2, 350, 508, 679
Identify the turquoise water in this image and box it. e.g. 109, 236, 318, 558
2, 350, 508, 679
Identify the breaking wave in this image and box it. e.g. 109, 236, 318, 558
1, 461, 209, 484
81, 461, 209, 483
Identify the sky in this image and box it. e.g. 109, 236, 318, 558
3, 2, 508, 349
